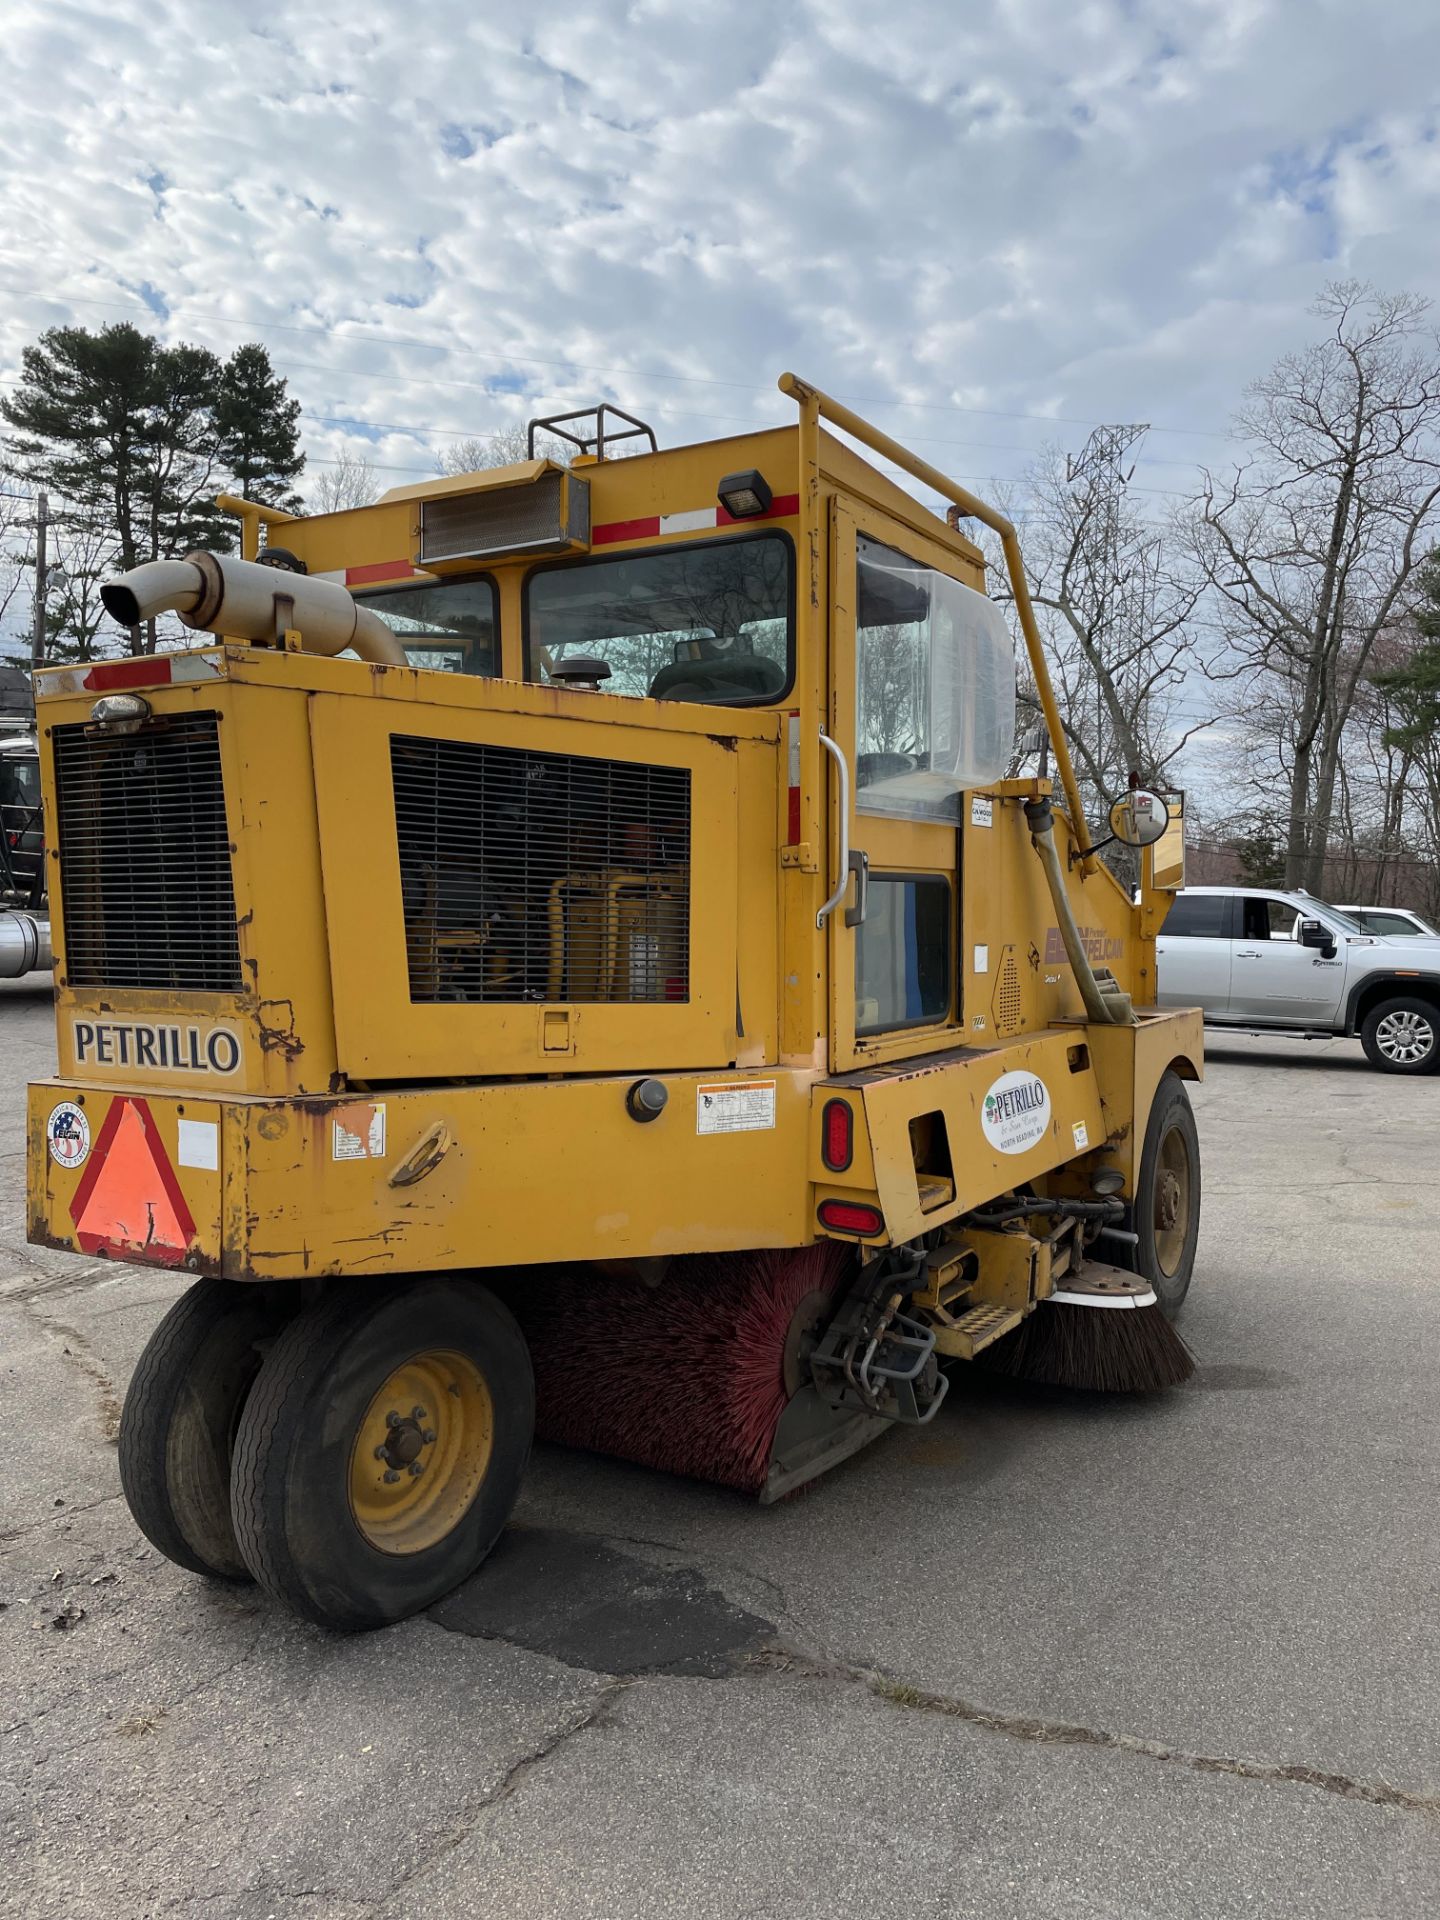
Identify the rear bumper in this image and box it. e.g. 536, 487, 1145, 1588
28, 1072, 819, 1282
27, 1009, 1205, 1285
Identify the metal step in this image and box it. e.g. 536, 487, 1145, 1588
931, 1302, 1024, 1361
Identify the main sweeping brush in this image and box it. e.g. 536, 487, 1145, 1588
982, 1272, 1194, 1393
510, 1243, 855, 1495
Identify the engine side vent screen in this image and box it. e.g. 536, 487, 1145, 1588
391, 733, 690, 1005
54, 713, 242, 992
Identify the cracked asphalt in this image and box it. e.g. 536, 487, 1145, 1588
2, 974, 1438, 1918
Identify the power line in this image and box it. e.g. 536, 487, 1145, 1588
0, 278, 1236, 441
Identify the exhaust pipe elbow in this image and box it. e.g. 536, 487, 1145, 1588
100, 552, 408, 667
99, 559, 205, 628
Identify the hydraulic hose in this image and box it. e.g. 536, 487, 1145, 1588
1024, 796, 1135, 1028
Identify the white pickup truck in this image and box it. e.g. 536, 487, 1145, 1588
1155, 885, 1440, 1075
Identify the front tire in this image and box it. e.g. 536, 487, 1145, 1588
230, 1277, 533, 1631
119, 1280, 285, 1580
1360, 997, 1440, 1075
1120, 1071, 1201, 1319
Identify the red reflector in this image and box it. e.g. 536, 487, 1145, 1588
818, 1199, 883, 1236
821, 1098, 853, 1173
83, 659, 172, 692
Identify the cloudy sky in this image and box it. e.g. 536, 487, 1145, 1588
5, 0, 1438, 517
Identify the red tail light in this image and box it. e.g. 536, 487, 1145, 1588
820, 1098, 853, 1173
818, 1199, 883, 1237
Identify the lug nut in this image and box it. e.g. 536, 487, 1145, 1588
383, 1470, 400, 1485
386, 1411, 401, 1428
412, 1406, 427, 1421
408, 1461, 424, 1477
422, 1429, 437, 1445
373, 1445, 387, 1460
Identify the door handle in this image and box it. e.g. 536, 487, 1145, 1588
1236, 948, 1262, 958
816, 730, 851, 928
844, 848, 869, 928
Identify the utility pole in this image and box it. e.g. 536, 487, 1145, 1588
30, 491, 48, 667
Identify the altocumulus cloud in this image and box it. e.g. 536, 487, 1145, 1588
1, 0, 1438, 506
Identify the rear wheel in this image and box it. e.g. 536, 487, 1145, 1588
1120, 1071, 1201, 1319
118, 1279, 285, 1579
230, 1277, 532, 1631
1360, 996, 1440, 1075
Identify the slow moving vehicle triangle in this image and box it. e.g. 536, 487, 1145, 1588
69, 1097, 196, 1266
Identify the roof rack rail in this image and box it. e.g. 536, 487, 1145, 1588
527, 404, 658, 461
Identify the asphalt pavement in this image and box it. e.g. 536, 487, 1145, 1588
2, 975, 1437, 1918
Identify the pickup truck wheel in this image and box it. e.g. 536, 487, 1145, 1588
118, 1280, 285, 1580
1118, 1071, 1200, 1319
230, 1277, 533, 1631
1361, 998, 1440, 1075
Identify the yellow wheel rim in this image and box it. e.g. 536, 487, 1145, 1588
348, 1350, 493, 1556
1153, 1126, 1194, 1280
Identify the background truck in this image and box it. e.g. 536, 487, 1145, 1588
1156, 884, 1440, 1072
1, 694, 50, 978
26, 378, 1202, 1631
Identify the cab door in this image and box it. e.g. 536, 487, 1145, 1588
1229, 894, 1347, 1023
826, 499, 1010, 1071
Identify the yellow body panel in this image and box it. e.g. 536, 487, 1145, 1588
27, 393, 1199, 1295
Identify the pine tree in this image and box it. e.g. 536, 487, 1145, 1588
2, 323, 306, 655
215, 343, 305, 509
1373, 554, 1440, 753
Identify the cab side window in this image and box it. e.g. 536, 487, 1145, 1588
1241, 898, 1299, 940
1159, 894, 1230, 938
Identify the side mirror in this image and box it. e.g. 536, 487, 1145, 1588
1299, 919, 1335, 956
1108, 789, 1170, 849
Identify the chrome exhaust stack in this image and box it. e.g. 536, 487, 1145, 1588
0, 911, 51, 979
100, 552, 407, 666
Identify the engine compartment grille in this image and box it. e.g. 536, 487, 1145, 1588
391, 733, 690, 1005
54, 713, 242, 992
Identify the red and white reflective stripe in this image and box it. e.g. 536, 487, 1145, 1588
38, 653, 225, 697
786, 711, 802, 844
594, 494, 800, 547
311, 560, 437, 589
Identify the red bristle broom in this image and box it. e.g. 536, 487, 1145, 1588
511, 1243, 854, 1495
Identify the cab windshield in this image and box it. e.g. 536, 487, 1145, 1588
525, 533, 792, 705
1318, 901, 1364, 932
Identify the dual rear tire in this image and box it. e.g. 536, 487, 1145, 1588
118, 1276, 532, 1631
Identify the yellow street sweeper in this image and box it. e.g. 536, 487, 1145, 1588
26, 377, 1201, 1629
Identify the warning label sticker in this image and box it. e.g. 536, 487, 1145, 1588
970, 795, 994, 827
333, 1103, 387, 1161
697, 1080, 776, 1135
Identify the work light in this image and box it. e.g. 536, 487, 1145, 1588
717, 470, 773, 519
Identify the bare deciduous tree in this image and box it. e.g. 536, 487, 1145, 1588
309, 450, 380, 514
1001, 426, 1207, 818
437, 424, 572, 476
1189, 281, 1440, 892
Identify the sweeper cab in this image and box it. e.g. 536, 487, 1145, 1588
26, 378, 1203, 1630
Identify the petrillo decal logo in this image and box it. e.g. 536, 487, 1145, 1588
980, 1070, 1052, 1155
